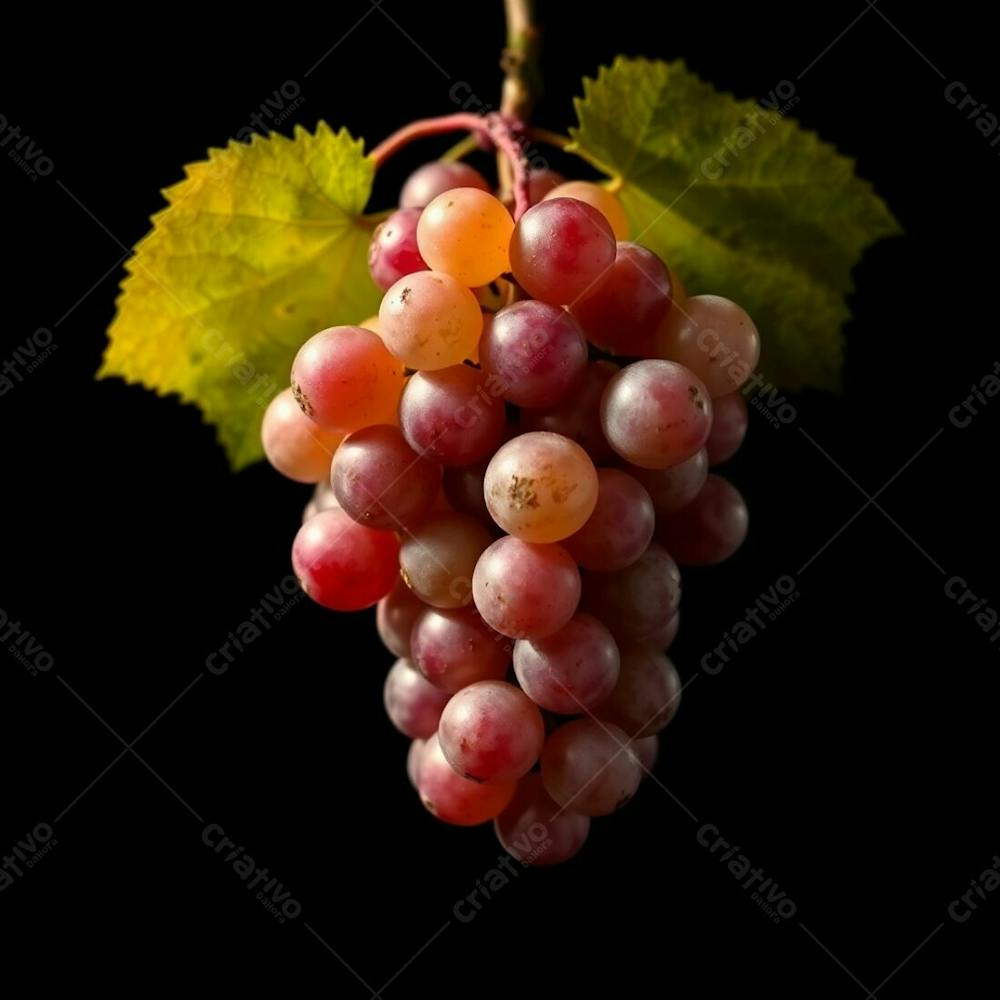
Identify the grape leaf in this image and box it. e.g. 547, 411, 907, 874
99, 123, 380, 469
569, 57, 901, 391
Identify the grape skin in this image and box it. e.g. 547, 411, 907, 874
543, 181, 629, 240
376, 578, 427, 658
526, 168, 566, 204
656, 474, 749, 565
410, 606, 511, 693
480, 301, 588, 409
705, 392, 749, 465
563, 468, 655, 572
601, 359, 713, 469
406, 739, 427, 788
442, 461, 493, 527
632, 735, 659, 775
541, 719, 641, 817
261, 387, 343, 484
291, 508, 399, 611
472, 536, 581, 639
494, 773, 590, 866
379, 271, 482, 371
509, 198, 617, 305
418, 734, 517, 826
438, 680, 545, 783
368, 207, 428, 291
383, 658, 451, 739
291, 326, 405, 432
596, 646, 682, 739
484, 432, 599, 543
399, 511, 493, 608
330, 424, 440, 531
513, 613, 620, 714
628, 449, 708, 518
400, 161, 490, 209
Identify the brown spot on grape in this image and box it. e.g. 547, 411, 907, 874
463, 771, 486, 784
550, 482, 578, 504
400, 286, 412, 304
507, 476, 539, 509
291, 380, 313, 417
688, 384, 706, 411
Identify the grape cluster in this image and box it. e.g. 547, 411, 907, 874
262, 158, 758, 865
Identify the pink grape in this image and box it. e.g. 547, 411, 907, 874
399, 365, 505, 466
513, 613, 620, 714
406, 739, 427, 788
596, 647, 682, 738
484, 432, 599, 543
438, 680, 545, 783
368, 207, 428, 291
628, 449, 708, 517
290, 326, 404, 432
633, 735, 659, 774
494, 773, 590, 866
261, 387, 343, 484
563, 468, 655, 572
570, 242, 673, 356
291, 508, 399, 611
376, 578, 426, 658
540, 719, 641, 816
705, 392, 749, 465
582, 544, 681, 642
655, 294, 760, 396
409, 606, 510, 693
383, 658, 451, 739
543, 180, 629, 240
601, 359, 713, 469
521, 360, 618, 464
656, 474, 749, 565
399, 511, 493, 608
509, 198, 617, 305
473, 536, 581, 639
526, 168, 566, 204
417, 734, 517, 826
331, 424, 440, 531
480, 300, 588, 408
400, 161, 490, 209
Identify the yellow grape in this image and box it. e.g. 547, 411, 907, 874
379, 271, 482, 370
543, 181, 629, 240
417, 188, 514, 287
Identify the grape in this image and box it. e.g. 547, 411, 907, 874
632, 735, 659, 774
331, 424, 440, 531
291, 326, 405, 432
543, 180, 629, 240
442, 461, 493, 527
513, 613, 620, 714
509, 198, 616, 305
406, 739, 427, 788
521, 360, 618, 464
410, 606, 510, 693
656, 474, 748, 565
570, 242, 673, 356
582, 544, 681, 643
655, 295, 760, 396
368, 207, 428, 291
473, 536, 581, 639
376, 578, 427, 658
417, 188, 514, 287
526, 168, 566, 204
292, 508, 399, 611
480, 300, 588, 409
705, 392, 749, 465
438, 680, 545, 783
399, 511, 493, 608
540, 719, 641, 816
383, 658, 451, 739
418, 734, 517, 826
596, 647, 681, 738
484, 432, 599, 542
563, 468, 655, 572
399, 365, 505, 466
379, 271, 483, 371
648, 611, 680, 651
261, 387, 343, 484
400, 161, 490, 209
601, 359, 713, 469
628, 449, 708, 517
494, 773, 589, 866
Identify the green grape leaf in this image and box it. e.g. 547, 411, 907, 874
99, 123, 380, 469
569, 57, 902, 391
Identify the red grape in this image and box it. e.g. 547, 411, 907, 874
417, 734, 517, 826
410, 606, 510, 693
494, 773, 590, 866
705, 392, 749, 465
368, 207, 428, 291
383, 658, 451, 739
656, 474, 748, 564
596, 646, 682, 738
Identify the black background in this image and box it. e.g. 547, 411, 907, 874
2, 1, 998, 995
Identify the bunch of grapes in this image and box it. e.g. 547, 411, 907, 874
262, 157, 759, 866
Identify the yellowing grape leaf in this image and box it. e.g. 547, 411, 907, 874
99, 123, 380, 469
569, 57, 902, 391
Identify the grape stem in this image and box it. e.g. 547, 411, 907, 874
370, 112, 535, 220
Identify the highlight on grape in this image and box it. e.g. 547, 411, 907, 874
260, 111, 758, 863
